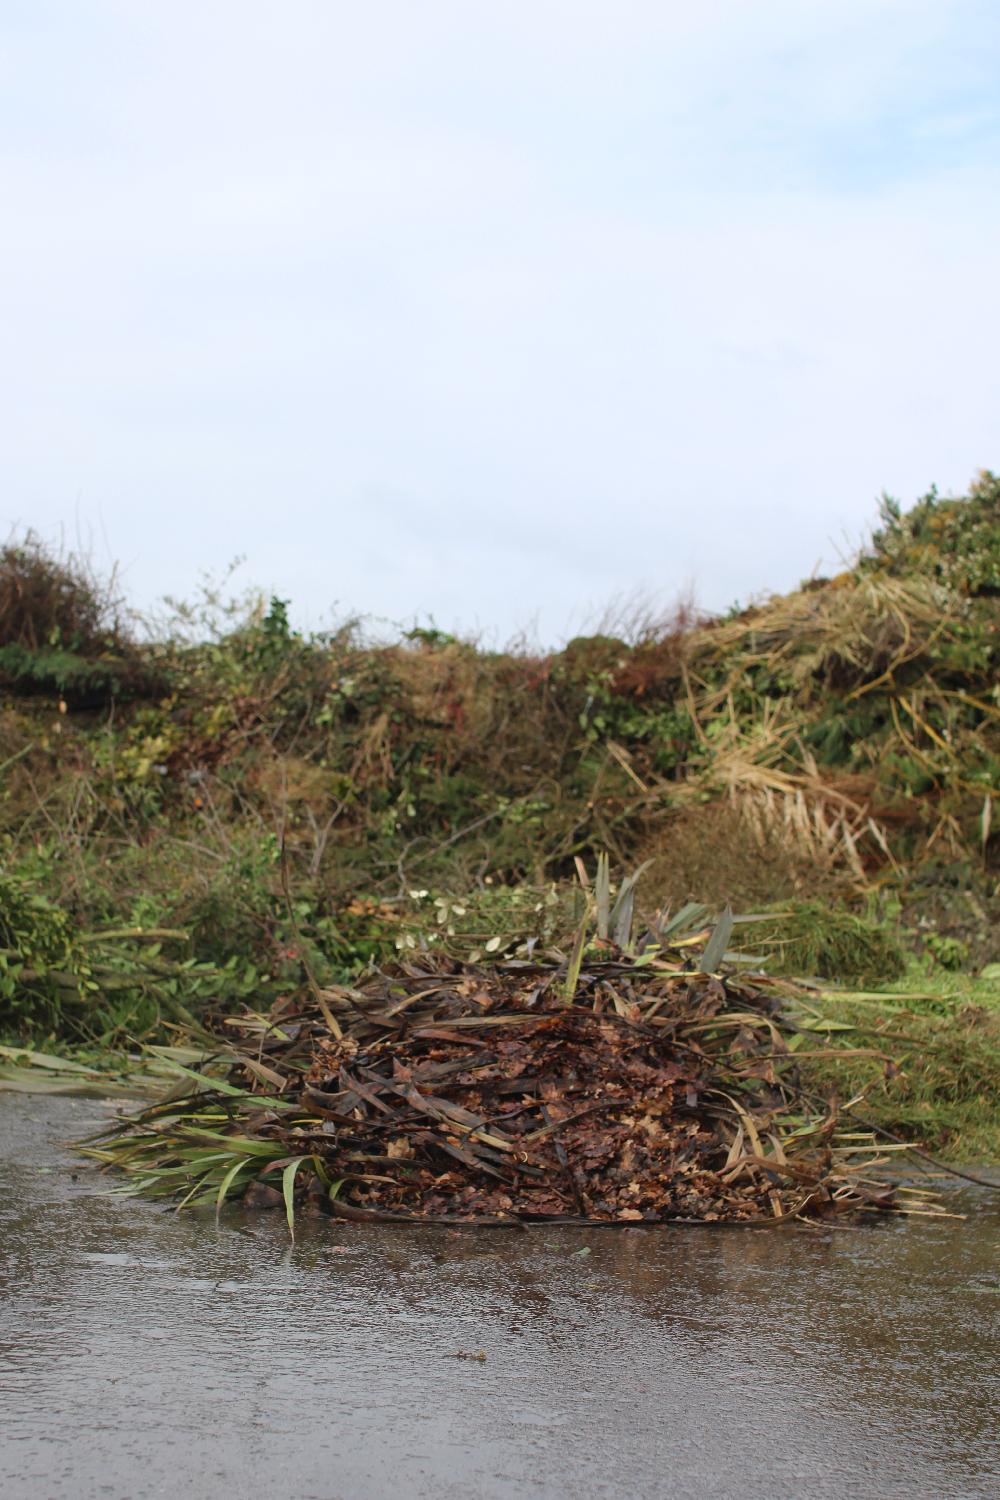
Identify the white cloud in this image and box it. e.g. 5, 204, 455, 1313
1, 1, 997, 641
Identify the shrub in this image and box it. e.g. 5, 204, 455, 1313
0, 533, 126, 654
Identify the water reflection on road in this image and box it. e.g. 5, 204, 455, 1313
1, 1094, 998, 1499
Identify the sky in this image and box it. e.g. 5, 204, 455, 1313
2, 1, 998, 645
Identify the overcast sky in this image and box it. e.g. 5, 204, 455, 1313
2, 2, 998, 644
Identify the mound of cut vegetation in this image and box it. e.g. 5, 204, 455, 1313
84, 897, 951, 1229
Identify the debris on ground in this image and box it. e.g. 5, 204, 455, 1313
84, 939, 949, 1229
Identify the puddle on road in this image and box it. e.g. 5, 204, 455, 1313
1, 1093, 999, 1499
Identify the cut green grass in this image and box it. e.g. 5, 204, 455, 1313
733, 902, 906, 985
796, 960, 1000, 1162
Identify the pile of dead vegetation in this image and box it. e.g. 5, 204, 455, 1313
84, 906, 945, 1229
654, 479, 1000, 894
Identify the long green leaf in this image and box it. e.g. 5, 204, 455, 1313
173, 1127, 288, 1156
216, 1156, 254, 1217
659, 901, 710, 941
700, 905, 734, 974
595, 853, 611, 941
157, 1058, 291, 1110
562, 911, 589, 1002
609, 859, 653, 952
282, 1155, 309, 1239
0, 1065, 150, 1098
0, 1044, 97, 1072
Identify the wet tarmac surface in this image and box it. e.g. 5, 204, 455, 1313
1, 1092, 999, 1499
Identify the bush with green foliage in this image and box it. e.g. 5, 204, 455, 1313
4, 476, 1000, 1052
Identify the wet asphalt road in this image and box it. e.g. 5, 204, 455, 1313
1, 1092, 999, 1499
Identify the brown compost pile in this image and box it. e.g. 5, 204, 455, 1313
88, 942, 936, 1228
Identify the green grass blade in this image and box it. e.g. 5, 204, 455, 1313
282, 1155, 309, 1240
659, 902, 711, 941
561, 911, 589, 1002
157, 1058, 291, 1109
700, 905, 734, 974
595, 853, 610, 941
215, 1156, 254, 1217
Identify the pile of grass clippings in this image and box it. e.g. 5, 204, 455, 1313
84, 939, 948, 1230
733, 903, 906, 984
